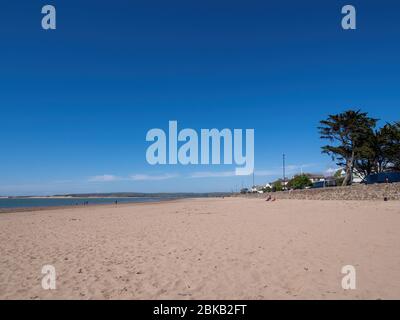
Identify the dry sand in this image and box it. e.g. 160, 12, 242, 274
0, 197, 399, 300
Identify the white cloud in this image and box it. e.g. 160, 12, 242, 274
129, 173, 178, 181
88, 175, 121, 182
286, 163, 315, 171
189, 171, 236, 178
189, 164, 317, 179
325, 167, 341, 175
189, 169, 283, 179
88, 173, 178, 182
88, 163, 317, 183
255, 169, 281, 176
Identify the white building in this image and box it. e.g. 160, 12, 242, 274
251, 183, 273, 193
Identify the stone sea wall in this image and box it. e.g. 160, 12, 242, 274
247, 183, 400, 200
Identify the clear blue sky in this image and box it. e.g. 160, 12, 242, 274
0, 0, 399, 195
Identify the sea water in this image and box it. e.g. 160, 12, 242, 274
0, 197, 168, 209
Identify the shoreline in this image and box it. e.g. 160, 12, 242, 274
0, 197, 189, 214
2, 194, 397, 214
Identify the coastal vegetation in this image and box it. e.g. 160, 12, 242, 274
53, 192, 230, 198
287, 174, 313, 190
319, 110, 400, 186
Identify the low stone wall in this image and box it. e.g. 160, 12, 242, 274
248, 183, 400, 201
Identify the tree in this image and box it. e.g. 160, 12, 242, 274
287, 175, 313, 190
319, 110, 378, 186
354, 121, 400, 177
262, 186, 272, 193
353, 128, 381, 178
383, 121, 400, 171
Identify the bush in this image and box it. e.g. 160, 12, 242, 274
287, 175, 313, 190
272, 181, 283, 192
262, 186, 272, 193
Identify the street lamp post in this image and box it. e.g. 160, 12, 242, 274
283, 153, 286, 189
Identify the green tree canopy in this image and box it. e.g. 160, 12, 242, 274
319, 110, 378, 185
272, 181, 283, 192
350, 121, 400, 177
287, 175, 313, 190
319, 110, 399, 184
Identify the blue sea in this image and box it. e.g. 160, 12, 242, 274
0, 197, 170, 209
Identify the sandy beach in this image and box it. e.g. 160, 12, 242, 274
0, 197, 399, 300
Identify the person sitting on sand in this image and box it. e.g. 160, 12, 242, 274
266, 195, 276, 202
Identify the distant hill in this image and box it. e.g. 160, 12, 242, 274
53, 192, 231, 198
